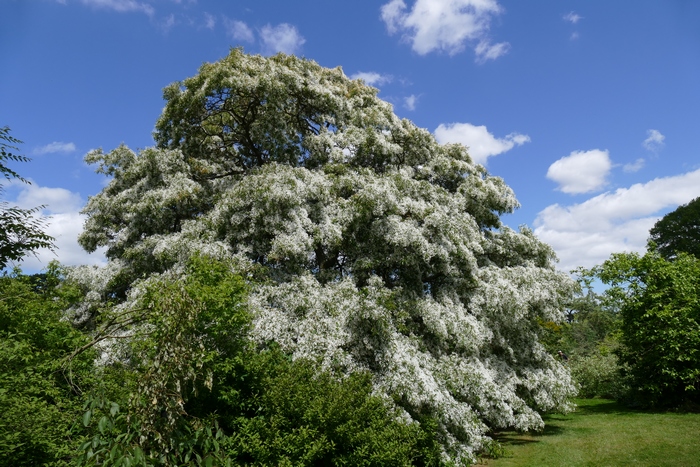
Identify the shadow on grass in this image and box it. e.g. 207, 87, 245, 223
489, 399, 620, 450
572, 398, 697, 415
570, 399, 634, 416
491, 423, 565, 447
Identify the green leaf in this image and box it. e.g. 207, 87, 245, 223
83, 410, 92, 427
98, 416, 109, 434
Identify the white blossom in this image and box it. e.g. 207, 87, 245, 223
74, 49, 577, 463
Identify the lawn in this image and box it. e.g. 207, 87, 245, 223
481, 398, 700, 467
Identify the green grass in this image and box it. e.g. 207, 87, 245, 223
481, 399, 700, 467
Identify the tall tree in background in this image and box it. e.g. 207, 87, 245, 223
649, 196, 700, 260
0, 126, 54, 269
72, 49, 576, 464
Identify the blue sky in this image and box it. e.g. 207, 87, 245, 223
2, 0, 700, 273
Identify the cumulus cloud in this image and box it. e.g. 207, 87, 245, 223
4, 181, 106, 272
33, 142, 76, 155
534, 168, 700, 271
260, 23, 305, 55
79, 0, 154, 16
563, 11, 583, 24
623, 158, 645, 173
434, 122, 530, 165
350, 71, 393, 87
546, 149, 611, 194
380, 0, 509, 61
643, 129, 665, 152
224, 18, 254, 42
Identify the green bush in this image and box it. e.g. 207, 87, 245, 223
77, 256, 444, 466
211, 347, 443, 466
0, 264, 94, 467
569, 343, 628, 400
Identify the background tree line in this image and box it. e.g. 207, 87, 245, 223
542, 196, 700, 409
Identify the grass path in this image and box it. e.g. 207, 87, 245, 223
482, 399, 700, 467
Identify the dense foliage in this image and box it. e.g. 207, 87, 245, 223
0, 264, 94, 466
539, 277, 626, 400
649, 196, 700, 260
595, 250, 700, 408
0, 126, 55, 269
72, 49, 576, 464
74, 256, 443, 466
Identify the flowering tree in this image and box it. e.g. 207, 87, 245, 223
74, 49, 575, 464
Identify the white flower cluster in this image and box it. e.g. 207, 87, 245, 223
73, 49, 577, 464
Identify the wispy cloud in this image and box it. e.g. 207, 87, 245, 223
33, 142, 76, 155
350, 71, 393, 87
404, 94, 418, 110
534, 168, 700, 271
623, 158, 645, 173
546, 149, 611, 194
260, 23, 305, 55
380, 0, 509, 62
203, 12, 216, 30
563, 11, 583, 24
643, 129, 665, 152
224, 18, 254, 42
434, 122, 530, 165
474, 40, 510, 63
79, 0, 154, 16
159, 13, 176, 33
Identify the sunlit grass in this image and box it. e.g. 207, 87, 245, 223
481, 398, 700, 467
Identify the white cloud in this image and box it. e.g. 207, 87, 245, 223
404, 94, 418, 110
546, 149, 611, 194
80, 0, 154, 16
4, 181, 106, 272
570, 32, 580, 41
203, 12, 216, 30
643, 129, 665, 152
224, 18, 254, 42
350, 71, 393, 87
563, 11, 583, 24
260, 23, 305, 55
12, 185, 83, 214
380, 0, 509, 61
159, 13, 176, 33
534, 168, 700, 271
623, 158, 645, 173
474, 40, 510, 62
434, 122, 530, 165
33, 142, 76, 155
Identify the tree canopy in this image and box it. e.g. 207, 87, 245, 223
73, 49, 576, 464
649, 196, 700, 260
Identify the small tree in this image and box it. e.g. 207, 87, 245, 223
0, 127, 54, 269
595, 250, 700, 408
649, 197, 700, 260
73, 49, 576, 464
